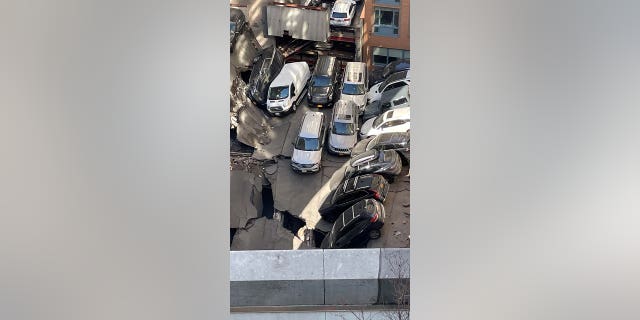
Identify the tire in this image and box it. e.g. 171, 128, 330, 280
292, 102, 297, 112
369, 229, 381, 240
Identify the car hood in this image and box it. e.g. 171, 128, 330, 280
310, 86, 331, 96
340, 94, 366, 108
330, 133, 357, 149
360, 118, 375, 136
292, 149, 322, 165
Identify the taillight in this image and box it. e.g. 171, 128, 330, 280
345, 18, 351, 21
373, 190, 381, 200
370, 213, 379, 223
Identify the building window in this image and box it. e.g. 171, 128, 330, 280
375, 0, 401, 5
374, 7, 400, 37
372, 47, 410, 66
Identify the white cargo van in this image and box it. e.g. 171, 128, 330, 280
291, 111, 326, 173
339, 62, 368, 112
267, 61, 311, 116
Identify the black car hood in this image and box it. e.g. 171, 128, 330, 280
310, 86, 331, 96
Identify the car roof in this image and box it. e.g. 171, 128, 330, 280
270, 62, 309, 87
299, 111, 324, 138
372, 132, 410, 145
313, 56, 337, 75
333, 0, 353, 12
350, 149, 378, 166
339, 174, 375, 193
382, 107, 410, 121
333, 102, 356, 123
344, 62, 366, 83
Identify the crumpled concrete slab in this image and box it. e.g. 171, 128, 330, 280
251, 121, 290, 161
230, 170, 263, 229
231, 217, 295, 250
230, 27, 260, 71
272, 159, 324, 218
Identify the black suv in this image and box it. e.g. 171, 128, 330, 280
320, 198, 385, 249
319, 174, 389, 222
344, 149, 402, 182
307, 55, 341, 107
351, 132, 410, 164
247, 47, 285, 107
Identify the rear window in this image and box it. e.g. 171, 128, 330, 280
394, 97, 408, 105
332, 12, 347, 18
355, 175, 373, 189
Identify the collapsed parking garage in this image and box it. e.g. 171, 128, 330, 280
230, 0, 410, 250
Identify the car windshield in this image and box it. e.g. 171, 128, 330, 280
311, 76, 331, 87
230, 22, 236, 32
342, 83, 365, 95
268, 86, 289, 100
332, 122, 355, 135
295, 137, 320, 151
332, 12, 347, 18
372, 115, 385, 128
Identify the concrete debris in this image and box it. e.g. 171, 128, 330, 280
231, 217, 295, 250
230, 170, 263, 229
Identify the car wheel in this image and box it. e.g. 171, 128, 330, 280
292, 103, 297, 112
369, 229, 381, 240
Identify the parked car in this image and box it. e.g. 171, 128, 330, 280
330, 0, 357, 27
328, 100, 359, 155
320, 198, 385, 249
366, 70, 411, 104
360, 107, 410, 139
307, 55, 341, 107
339, 62, 368, 112
291, 111, 326, 173
382, 59, 410, 79
319, 174, 389, 222
351, 132, 410, 164
267, 62, 311, 115
362, 85, 410, 121
230, 8, 246, 53
247, 47, 285, 106
344, 149, 402, 182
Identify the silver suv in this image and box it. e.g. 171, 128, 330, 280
328, 100, 359, 155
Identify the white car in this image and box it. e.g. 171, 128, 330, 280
360, 107, 410, 139
366, 70, 411, 104
330, 0, 357, 27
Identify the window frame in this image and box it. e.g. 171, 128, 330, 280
371, 47, 411, 67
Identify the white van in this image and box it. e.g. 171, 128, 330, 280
339, 62, 368, 112
267, 61, 311, 116
291, 111, 326, 173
